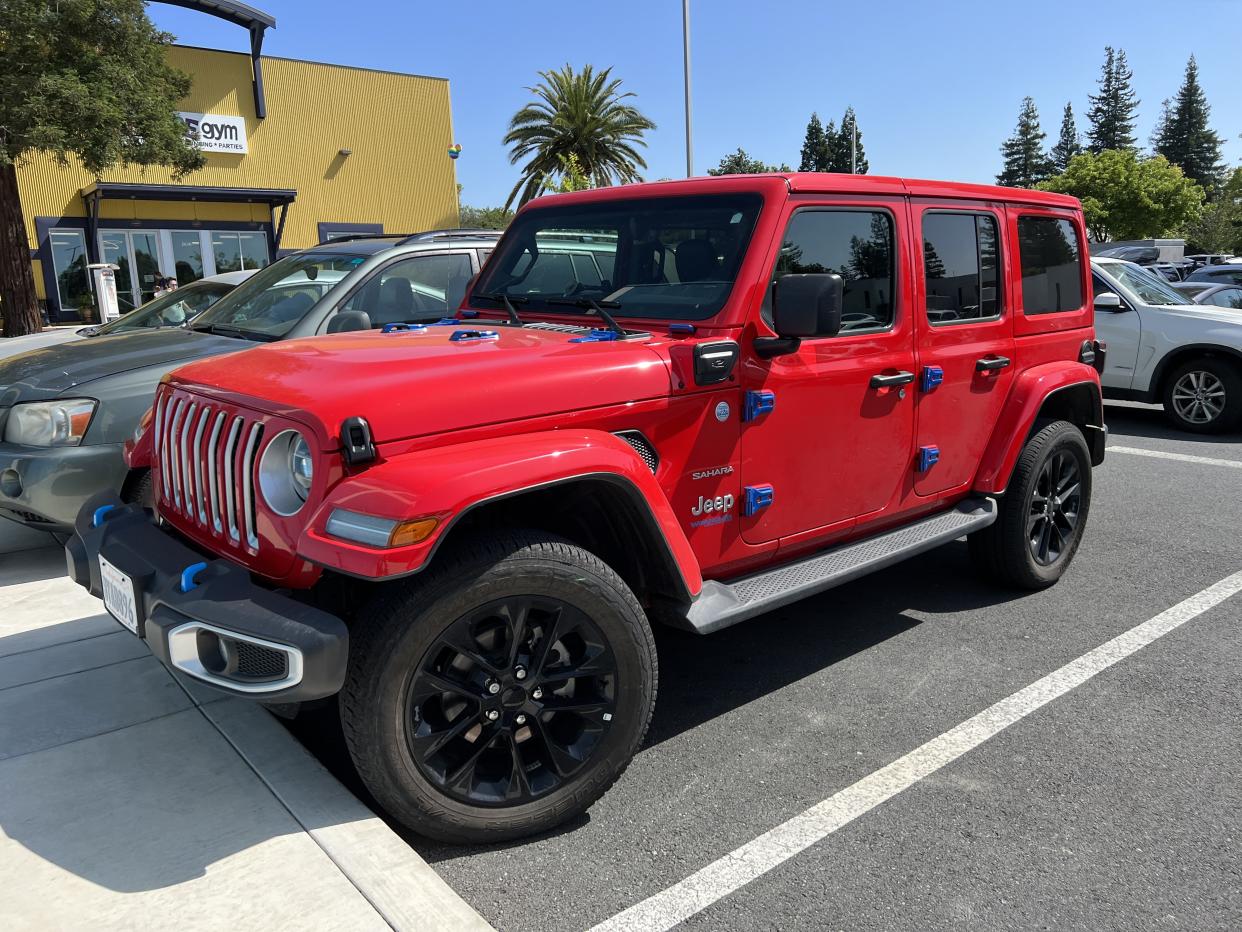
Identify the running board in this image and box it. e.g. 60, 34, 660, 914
681, 498, 997, 635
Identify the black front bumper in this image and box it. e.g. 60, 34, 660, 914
66, 494, 348, 702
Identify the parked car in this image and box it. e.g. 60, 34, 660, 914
0, 231, 501, 534
1092, 257, 1242, 432
69, 174, 1105, 844
0, 271, 253, 361
1172, 282, 1242, 310
1184, 253, 1236, 269
1185, 264, 1242, 287
1145, 261, 1186, 283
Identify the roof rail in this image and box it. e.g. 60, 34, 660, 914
396, 228, 505, 244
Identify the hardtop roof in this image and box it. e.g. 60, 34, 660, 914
523, 172, 1080, 211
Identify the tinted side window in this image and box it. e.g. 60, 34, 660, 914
1017, 216, 1084, 314
342, 253, 473, 327
1208, 288, 1242, 309
922, 213, 1001, 325
775, 210, 895, 332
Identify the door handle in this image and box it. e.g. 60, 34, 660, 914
869, 371, 915, 388
975, 355, 1012, 372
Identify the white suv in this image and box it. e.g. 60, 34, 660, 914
1092, 257, 1242, 433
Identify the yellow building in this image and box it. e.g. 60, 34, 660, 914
18, 2, 458, 321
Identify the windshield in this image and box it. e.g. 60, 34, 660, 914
1098, 261, 1189, 306
95, 281, 231, 334
472, 194, 764, 321
192, 253, 365, 340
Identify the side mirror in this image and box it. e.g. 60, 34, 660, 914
772, 273, 844, 338
1094, 292, 1126, 312
326, 310, 371, 333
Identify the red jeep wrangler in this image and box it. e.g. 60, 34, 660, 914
69, 174, 1106, 843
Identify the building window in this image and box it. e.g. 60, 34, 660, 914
1017, 216, 1083, 315
212, 232, 269, 273
49, 230, 93, 315
170, 231, 206, 284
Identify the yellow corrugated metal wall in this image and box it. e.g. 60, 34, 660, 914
17, 45, 459, 257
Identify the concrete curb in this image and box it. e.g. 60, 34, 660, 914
188, 693, 494, 932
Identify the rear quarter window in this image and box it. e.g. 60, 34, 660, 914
1017, 216, 1084, 315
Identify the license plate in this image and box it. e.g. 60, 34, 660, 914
99, 555, 140, 636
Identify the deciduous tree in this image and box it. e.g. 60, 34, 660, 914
1040, 150, 1203, 242
0, 0, 204, 336
707, 148, 790, 175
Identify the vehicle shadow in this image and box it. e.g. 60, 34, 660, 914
0, 543, 67, 587
1104, 401, 1242, 444
362, 543, 1027, 862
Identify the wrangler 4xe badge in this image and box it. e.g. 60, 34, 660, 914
690, 493, 735, 528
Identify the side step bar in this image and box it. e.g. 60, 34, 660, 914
681, 497, 997, 635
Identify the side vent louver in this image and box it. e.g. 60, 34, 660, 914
615, 431, 658, 473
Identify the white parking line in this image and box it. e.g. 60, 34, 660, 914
591, 571, 1242, 932
1109, 445, 1242, 469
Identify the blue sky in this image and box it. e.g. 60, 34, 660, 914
148, 0, 1242, 208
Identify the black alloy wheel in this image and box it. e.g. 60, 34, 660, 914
406, 595, 618, 807
1027, 450, 1082, 567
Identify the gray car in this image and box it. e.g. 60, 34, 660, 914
0, 271, 254, 361
0, 231, 501, 533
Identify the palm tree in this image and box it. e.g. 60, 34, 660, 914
503, 64, 656, 209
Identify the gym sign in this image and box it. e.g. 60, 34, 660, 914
179, 112, 248, 154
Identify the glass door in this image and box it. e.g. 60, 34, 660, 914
99, 231, 164, 312
169, 231, 205, 284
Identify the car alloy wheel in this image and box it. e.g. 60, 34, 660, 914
1170, 370, 1226, 426
1027, 449, 1082, 567
404, 595, 617, 807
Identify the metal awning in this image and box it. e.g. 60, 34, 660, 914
81, 182, 296, 252
153, 1, 276, 118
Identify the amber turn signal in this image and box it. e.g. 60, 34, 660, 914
388, 517, 439, 547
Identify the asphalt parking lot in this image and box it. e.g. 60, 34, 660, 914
289, 400, 1242, 932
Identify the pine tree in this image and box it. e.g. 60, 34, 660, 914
820, 119, 838, 170
1150, 98, 1174, 154
832, 107, 868, 174
1050, 102, 1082, 173
1086, 46, 1140, 153
799, 113, 829, 172
997, 97, 1053, 188
1155, 55, 1225, 193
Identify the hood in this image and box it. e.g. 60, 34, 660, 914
169, 325, 673, 445
1155, 304, 1242, 328
0, 328, 246, 405
0, 329, 82, 363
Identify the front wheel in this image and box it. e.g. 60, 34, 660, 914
1162, 357, 1242, 434
969, 420, 1092, 589
340, 531, 657, 844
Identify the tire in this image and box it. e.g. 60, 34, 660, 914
969, 420, 1092, 590
1162, 357, 1242, 434
121, 470, 154, 509
340, 530, 657, 844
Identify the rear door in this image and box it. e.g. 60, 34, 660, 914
913, 203, 1014, 495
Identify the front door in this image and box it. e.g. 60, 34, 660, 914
1090, 270, 1141, 392
913, 204, 1015, 496
100, 231, 162, 312
741, 201, 917, 545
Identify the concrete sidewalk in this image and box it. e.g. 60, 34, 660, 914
0, 546, 492, 932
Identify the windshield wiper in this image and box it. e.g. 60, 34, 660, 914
470, 291, 528, 327
546, 296, 625, 335
192, 323, 277, 343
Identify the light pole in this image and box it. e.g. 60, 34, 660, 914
682, 0, 693, 177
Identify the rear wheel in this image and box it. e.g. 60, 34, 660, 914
1162, 357, 1242, 434
340, 530, 656, 844
969, 420, 1092, 589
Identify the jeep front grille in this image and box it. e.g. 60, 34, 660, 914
154, 389, 264, 553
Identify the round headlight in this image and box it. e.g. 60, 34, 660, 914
258, 430, 312, 516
